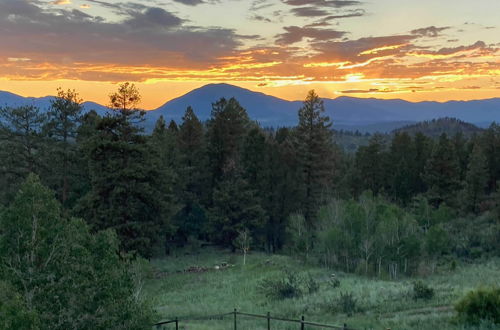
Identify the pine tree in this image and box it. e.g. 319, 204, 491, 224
462, 143, 488, 213
389, 132, 417, 204
424, 133, 461, 206
413, 132, 433, 194
355, 134, 387, 195
174, 107, 208, 243
294, 90, 334, 231
206, 97, 250, 197
78, 83, 174, 257
208, 168, 266, 248
265, 128, 303, 252
43, 88, 83, 205
0, 105, 47, 203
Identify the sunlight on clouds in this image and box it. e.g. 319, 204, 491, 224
344, 73, 365, 82
359, 44, 407, 55
51, 0, 72, 5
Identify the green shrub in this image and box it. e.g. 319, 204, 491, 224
412, 280, 435, 300
258, 272, 303, 300
337, 291, 358, 316
305, 273, 320, 294
455, 287, 500, 325
258, 271, 320, 300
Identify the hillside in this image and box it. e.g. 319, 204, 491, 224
393, 117, 484, 137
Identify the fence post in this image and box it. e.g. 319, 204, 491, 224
301, 315, 305, 330
234, 308, 237, 330
175, 317, 178, 330
267, 312, 270, 330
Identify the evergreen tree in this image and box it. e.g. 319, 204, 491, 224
206, 97, 250, 189
208, 168, 266, 248
413, 132, 433, 194
0, 105, 47, 203
389, 132, 417, 204
462, 143, 488, 213
43, 88, 83, 205
481, 123, 500, 193
355, 134, 387, 195
265, 128, 303, 252
294, 90, 334, 231
205, 99, 265, 247
78, 83, 174, 257
424, 133, 461, 206
174, 107, 208, 242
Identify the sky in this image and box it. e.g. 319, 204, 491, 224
0, 0, 499, 109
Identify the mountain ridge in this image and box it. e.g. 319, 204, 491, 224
1, 84, 500, 132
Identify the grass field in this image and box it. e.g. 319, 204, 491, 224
145, 248, 500, 329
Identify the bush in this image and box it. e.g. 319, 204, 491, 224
258, 271, 320, 300
305, 273, 320, 294
259, 272, 303, 300
337, 291, 358, 316
455, 287, 500, 325
412, 280, 435, 300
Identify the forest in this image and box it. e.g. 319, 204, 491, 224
1, 83, 499, 329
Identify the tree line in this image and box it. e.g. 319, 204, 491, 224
1, 83, 499, 277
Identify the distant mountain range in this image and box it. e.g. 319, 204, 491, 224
1, 83, 499, 132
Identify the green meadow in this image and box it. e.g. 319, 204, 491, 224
146, 248, 500, 330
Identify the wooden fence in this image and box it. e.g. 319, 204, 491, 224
154, 309, 354, 329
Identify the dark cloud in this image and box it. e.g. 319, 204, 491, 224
125, 7, 183, 28
414, 41, 489, 56
340, 88, 379, 93
276, 26, 345, 44
311, 35, 417, 62
306, 8, 365, 26
291, 7, 330, 17
250, 0, 274, 11
250, 15, 272, 23
323, 8, 365, 20
172, 0, 205, 5
0, 0, 243, 68
283, 0, 361, 7
411, 26, 450, 37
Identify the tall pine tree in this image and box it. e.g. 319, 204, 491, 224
294, 90, 334, 231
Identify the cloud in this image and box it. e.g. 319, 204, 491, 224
51, 0, 71, 4
172, 0, 205, 6
409, 41, 492, 58
306, 9, 365, 26
250, 15, 272, 23
283, 0, 361, 8
125, 7, 183, 29
0, 0, 244, 69
250, 0, 274, 11
411, 26, 450, 37
291, 7, 330, 17
0, 0, 498, 91
276, 26, 346, 44
311, 35, 417, 62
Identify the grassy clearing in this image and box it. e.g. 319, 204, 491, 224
145, 248, 500, 329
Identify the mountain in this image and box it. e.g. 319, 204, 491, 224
151, 84, 500, 130
1, 84, 500, 131
151, 83, 300, 126
0, 91, 110, 116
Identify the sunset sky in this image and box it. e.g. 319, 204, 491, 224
0, 0, 499, 109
